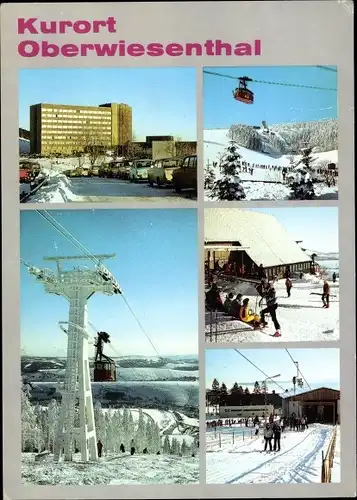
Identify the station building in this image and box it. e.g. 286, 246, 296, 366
282, 387, 340, 424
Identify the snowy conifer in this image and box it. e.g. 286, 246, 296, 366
47, 398, 59, 451
21, 384, 38, 451
135, 409, 146, 452
288, 146, 317, 200
204, 161, 216, 190
163, 435, 171, 454
211, 140, 246, 201
181, 440, 188, 456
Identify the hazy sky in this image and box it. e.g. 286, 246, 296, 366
19, 67, 196, 141
205, 349, 340, 394
20, 209, 198, 357
246, 207, 339, 253
203, 65, 337, 128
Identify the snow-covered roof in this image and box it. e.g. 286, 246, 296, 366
205, 208, 311, 268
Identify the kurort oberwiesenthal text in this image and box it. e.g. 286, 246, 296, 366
17, 17, 262, 58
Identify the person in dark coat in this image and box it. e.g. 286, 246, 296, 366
322, 280, 330, 308
206, 283, 223, 311
263, 424, 273, 452
332, 272, 337, 283
143, 447, 148, 454
260, 284, 281, 336
256, 279, 266, 307
120, 443, 125, 453
258, 264, 266, 280
232, 293, 243, 318
273, 422, 282, 451
97, 439, 103, 458
285, 278, 293, 298
130, 439, 136, 456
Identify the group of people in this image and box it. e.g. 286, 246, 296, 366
262, 421, 282, 452
288, 414, 309, 431
206, 277, 282, 337
96, 439, 151, 458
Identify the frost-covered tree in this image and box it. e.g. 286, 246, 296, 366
204, 161, 216, 190
47, 398, 59, 451
163, 435, 171, 454
135, 408, 146, 452
288, 146, 317, 200
94, 401, 105, 447
181, 440, 188, 456
21, 383, 39, 452
211, 140, 246, 201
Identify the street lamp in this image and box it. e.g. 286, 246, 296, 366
264, 374, 281, 420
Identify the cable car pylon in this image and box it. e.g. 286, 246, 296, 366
22, 253, 122, 463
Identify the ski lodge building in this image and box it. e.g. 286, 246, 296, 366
282, 387, 340, 425
205, 208, 313, 280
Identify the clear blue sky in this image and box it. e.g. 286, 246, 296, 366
203, 65, 337, 128
246, 207, 339, 253
205, 349, 340, 393
19, 67, 196, 140
20, 209, 198, 357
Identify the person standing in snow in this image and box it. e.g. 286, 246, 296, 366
285, 277, 293, 298
258, 264, 266, 280
282, 166, 287, 183
254, 422, 260, 436
97, 439, 103, 458
322, 280, 330, 308
130, 439, 136, 456
120, 443, 125, 453
332, 272, 337, 283
272, 422, 282, 451
301, 416, 306, 431
260, 283, 281, 337
263, 424, 273, 452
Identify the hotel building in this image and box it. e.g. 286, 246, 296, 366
29, 102, 132, 155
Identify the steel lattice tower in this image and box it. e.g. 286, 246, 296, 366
23, 254, 122, 462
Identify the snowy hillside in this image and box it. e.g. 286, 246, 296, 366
229, 119, 338, 155
204, 128, 338, 201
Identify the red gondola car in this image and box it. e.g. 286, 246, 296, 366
93, 331, 117, 382
233, 77, 254, 104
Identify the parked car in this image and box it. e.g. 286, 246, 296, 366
129, 159, 152, 182
172, 155, 197, 193
147, 157, 183, 187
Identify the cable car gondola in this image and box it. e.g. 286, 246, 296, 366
93, 331, 117, 382
233, 76, 254, 104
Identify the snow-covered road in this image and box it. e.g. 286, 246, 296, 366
206, 424, 339, 484
205, 277, 339, 342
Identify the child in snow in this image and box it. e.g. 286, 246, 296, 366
285, 278, 292, 297
322, 280, 330, 308
240, 298, 261, 329
263, 424, 273, 452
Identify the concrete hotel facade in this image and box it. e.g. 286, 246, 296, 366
30, 102, 132, 155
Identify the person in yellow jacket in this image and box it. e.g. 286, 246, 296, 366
239, 298, 261, 329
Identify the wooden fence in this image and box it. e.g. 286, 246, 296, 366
321, 425, 338, 482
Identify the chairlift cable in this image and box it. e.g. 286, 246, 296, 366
234, 349, 286, 392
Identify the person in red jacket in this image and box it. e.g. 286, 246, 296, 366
322, 280, 330, 308
285, 278, 293, 298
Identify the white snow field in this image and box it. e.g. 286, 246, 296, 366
205, 274, 339, 342
206, 424, 340, 484
21, 157, 194, 203
204, 129, 338, 201
22, 452, 199, 485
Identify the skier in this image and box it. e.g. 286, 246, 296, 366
260, 283, 281, 337
273, 421, 282, 451
322, 280, 330, 308
240, 298, 262, 329
223, 292, 234, 314
285, 277, 293, 298
120, 443, 125, 453
254, 422, 260, 436
332, 272, 337, 283
263, 424, 273, 452
130, 439, 136, 456
97, 439, 103, 458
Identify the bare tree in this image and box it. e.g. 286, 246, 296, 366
81, 131, 107, 167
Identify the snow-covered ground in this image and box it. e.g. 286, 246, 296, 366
22, 452, 199, 485
21, 157, 195, 203
204, 129, 338, 201
205, 274, 339, 342
206, 424, 340, 484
